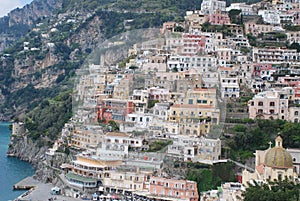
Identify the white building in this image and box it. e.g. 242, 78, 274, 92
258, 10, 281, 25
201, 0, 226, 15
226, 3, 255, 15
167, 135, 221, 163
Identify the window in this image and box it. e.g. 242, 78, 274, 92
258, 101, 263, 106
270, 102, 275, 106
295, 111, 299, 116
188, 99, 193, 104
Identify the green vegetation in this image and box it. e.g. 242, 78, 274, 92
148, 100, 159, 108
284, 25, 300, 31
288, 42, 300, 52
201, 22, 232, 36
108, 120, 120, 131
147, 140, 172, 152
243, 180, 300, 201
224, 119, 300, 162
228, 9, 242, 24
186, 162, 237, 193
25, 91, 72, 142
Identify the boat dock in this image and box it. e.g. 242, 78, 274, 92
13, 177, 40, 190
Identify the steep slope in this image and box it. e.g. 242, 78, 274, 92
0, 0, 63, 52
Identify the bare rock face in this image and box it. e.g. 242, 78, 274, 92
7, 135, 48, 167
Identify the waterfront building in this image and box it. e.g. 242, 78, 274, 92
66, 154, 121, 189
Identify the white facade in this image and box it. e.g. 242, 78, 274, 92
167, 135, 221, 162
220, 77, 240, 98
201, 0, 226, 15
167, 55, 217, 72
258, 10, 281, 24
226, 3, 255, 15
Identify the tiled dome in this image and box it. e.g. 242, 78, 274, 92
264, 136, 293, 169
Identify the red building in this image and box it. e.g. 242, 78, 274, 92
97, 99, 134, 124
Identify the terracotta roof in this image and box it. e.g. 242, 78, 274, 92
106, 132, 130, 137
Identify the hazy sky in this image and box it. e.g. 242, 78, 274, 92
0, 0, 33, 17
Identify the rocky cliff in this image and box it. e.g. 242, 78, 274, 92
0, 0, 63, 52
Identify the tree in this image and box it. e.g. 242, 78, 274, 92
288, 42, 300, 52
243, 180, 300, 201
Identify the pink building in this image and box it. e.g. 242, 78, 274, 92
181, 33, 206, 55
148, 177, 199, 201
209, 10, 230, 25
160, 22, 176, 34
252, 63, 276, 80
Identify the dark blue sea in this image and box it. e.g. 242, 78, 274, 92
0, 122, 35, 201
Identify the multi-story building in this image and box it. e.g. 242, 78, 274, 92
219, 70, 240, 98
286, 31, 300, 44
167, 135, 221, 162
180, 33, 206, 55
166, 33, 207, 55
201, 0, 226, 15
244, 22, 275, 36
248, 88, 292, 120
253, 47, 300, 64
66, 154, 121, 189
113, 74, 134, 100
168, 103, 220, 134
167, 55, 217, 72
70, 125, 103, 150
97, 99, 134, 123
184, 10, 208, 32
258, 9, 281, 24
203, 32, 223, 53
226, 3, 255, 15
209, 10, 230, 25
103, 167, 152, 195
131, 89, 149, 113
137, 177, 199, 201
252, 63, 276, 81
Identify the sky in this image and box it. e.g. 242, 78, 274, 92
0, 0, 33, 17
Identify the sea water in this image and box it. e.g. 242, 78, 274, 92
0, 122, 35, 201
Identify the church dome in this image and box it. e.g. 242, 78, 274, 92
264, 136, 293, 169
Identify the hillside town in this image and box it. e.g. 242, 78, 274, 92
11, 0, 300, 200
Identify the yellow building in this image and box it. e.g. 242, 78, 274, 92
168, 104, 220, 135
103, 168, 152, 194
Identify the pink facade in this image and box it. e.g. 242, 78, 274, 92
149, 177, 199, 201
181, 33, 206, 55
160, 22, 176, 34
252, 63, 275, 78
209, 10, 230, 25
97, 99, 134, 124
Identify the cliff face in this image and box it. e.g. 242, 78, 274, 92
0, 0, 63, 52
7, 135, 48, 167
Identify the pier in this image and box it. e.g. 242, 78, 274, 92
13, 177, 40, 190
